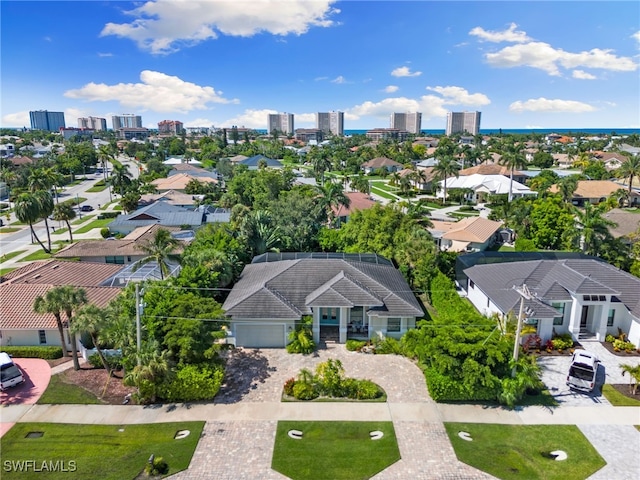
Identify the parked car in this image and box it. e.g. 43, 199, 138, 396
80, 205, 94, 212
566, 350, 599, 392
0, 352, 25, 390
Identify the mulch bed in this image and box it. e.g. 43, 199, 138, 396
58, 366, 136, 405
609, 383, 640, 401
47, 356, 73, 368
600, 341, 640, 357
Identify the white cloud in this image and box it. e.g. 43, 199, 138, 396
2, 111, 30, 127
222, 109, 277, 129
572, 69, 596, 80
391, 66, 422, 77
64, 70, 237, 114
469, 23, 531, 43
633, 31, 640, 45
384, 85, 399, 93
97, 52, 113, 57
426, 86, 491, 106
183, 118, 215, 128
484, 41, 638, 76
101, 0, 340, 54
314, 76, 329, 82
331, 75, 347, 84
509, 98, 596, 113
295, 113, 316, 123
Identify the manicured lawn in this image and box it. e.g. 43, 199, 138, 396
602, 384, 640, 406
0, 422, 204, 480
1, 250, 26, 262
72, 214, 94, 225
18, 248, 59, 262
0, 267, 17, 276
444, 423, 605, 480
85, 185, 107, 192
272, 421, 400, 480
74, 218, 113, 234
0, 227, 21, 233
499, 245, 515, 252
370, 181, 396, 193
369, 186, 398, 200
38, 374, 104, 405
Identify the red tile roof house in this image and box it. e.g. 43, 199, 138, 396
0, 260, 123, 349
331, 192, 378, 225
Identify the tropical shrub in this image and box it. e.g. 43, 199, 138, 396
0, 346, 63, 359
100, 227, 111, 238
349, 379, 382, 400
551, 334, 573, 350
315, 359, 345, 397
88, 352, 123, 371
292, 382, 318, 400
371, 336, 403, 355
144, 456, 169, 476
346, 339, 366, 352
283, 377, 296, 397
158, 363, 225, 402
286, 317, 315, 354
613, 339, 636, 352
522, 335, 542, 352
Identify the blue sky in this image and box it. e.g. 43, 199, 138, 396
1, 1, 639, 131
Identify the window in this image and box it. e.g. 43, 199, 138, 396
607, 309, 615, 327
387, 318, 401, 332
553, 317, 564, 326
525, 318, 539, 326
105, 256, 125, 264
469, 280, 475, 289
552, 303, 564, 325
38, 330, 46, 344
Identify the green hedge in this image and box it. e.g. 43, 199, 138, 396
0, 346, 63, 359
424, 368, 497, 402
97, 212, 119, 219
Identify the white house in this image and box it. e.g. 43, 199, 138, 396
462, 258, 640, 346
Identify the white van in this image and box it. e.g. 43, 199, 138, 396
0, 352, 25, 390
566, 350, 599, 392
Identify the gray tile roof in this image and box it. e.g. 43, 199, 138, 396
109, 202, 204, 229
223, 257, 422, 320
464, 259, 640, 318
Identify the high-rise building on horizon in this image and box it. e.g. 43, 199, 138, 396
267, 113, 294, 135
390, 112, 422, 135
112, 114, 142, 130
78, 116, 107, 131
158, 120, 184, 135
446, 111, 481, 136
29, 110, 65, 131
316, 111, 344, 136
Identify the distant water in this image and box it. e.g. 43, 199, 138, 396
344, 128, 640, 136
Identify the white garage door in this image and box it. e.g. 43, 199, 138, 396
235, 324, 286, 348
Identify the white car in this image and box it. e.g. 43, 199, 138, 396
566, 350, 599, 392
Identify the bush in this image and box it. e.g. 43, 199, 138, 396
0, 346, 63, 359
100, 227, 111, 239
424, 368, 498, 402
97, 212, 119, 219
88, 352, 123, 371
144, 456, 169, 476
459, 205, 476, 212
0, 202, 9, 210
613, 339, 636, 351
346, 339, 366, 352
551, 333, 573, 350
292, 382, 318, 400
515, 237, 537, 251
283, 378, 296, 397
522, 335, 542, 352
315, 359, 345, 397
605, 334, 616, 343
158, 363, 225, 402
350, 379, 381, 400
372, 336, 403, 355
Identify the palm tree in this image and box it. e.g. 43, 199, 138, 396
98, 144, 115, 182
620, 363, 640, 395
432, 156, 460, 203
557, 175, 579, 206
109, 163, 132, 196
349, 174, 370, 194
241, 210, 280, 255
35, 190, 54, 253
616, 156, 640, 207
58, 285, 88, 370
14, 192, 49, 253
123, 341, 172, 403
52, 202, 76, 243
311, 154, 332, 185
498, 139, 527, 202
134, 228, 181, 280
574, 203, 617, 255
315, 180, 351, 224
34, 289, 69, 357
71, 304, 111, 373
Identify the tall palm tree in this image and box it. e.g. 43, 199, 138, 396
58, 285, 88, 370
616, 156, 640, 207
134, 228, 181, 280
574, 203, 617, 255
52, 202, 76, 243
557, 175, 579, 206
109, 163, 132, 196
315, 180, 351, 223
71, 304, 111, 373
98, 144, 115, 182
311, 153, 332, 185
35, 190, 54, 252
14, 192, 49, 253
432, 156, 460, 203
123, 342, 171, 403
34, 288, 69, 357
498, 139, 527, 202
349, 174, 370, 194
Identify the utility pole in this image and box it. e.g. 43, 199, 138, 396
512, 284, 533, 377
135, 283, 142, 366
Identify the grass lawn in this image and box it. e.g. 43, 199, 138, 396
370, 181, 396, 193
0, 267, 17, 276
38, 374, 104, 405
444, 423, 605, 480
369, 186, 398, 200
272, 421, 400, 480
0, 422, 204, 480
18, 248, 59, 262
74, 218, 113, 234
85, 185, 107, 192
499, 245, 515, 252
1, 250, 26, 262
72, 214, 94, 225
0, 227, 21, 233
601, 384, 640, 406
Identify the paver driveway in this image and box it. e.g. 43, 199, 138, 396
171, 343, 493, 480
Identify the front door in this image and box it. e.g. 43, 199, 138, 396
580, 306, 589, 331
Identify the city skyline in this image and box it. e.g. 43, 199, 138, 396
2, 1, 639, 131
